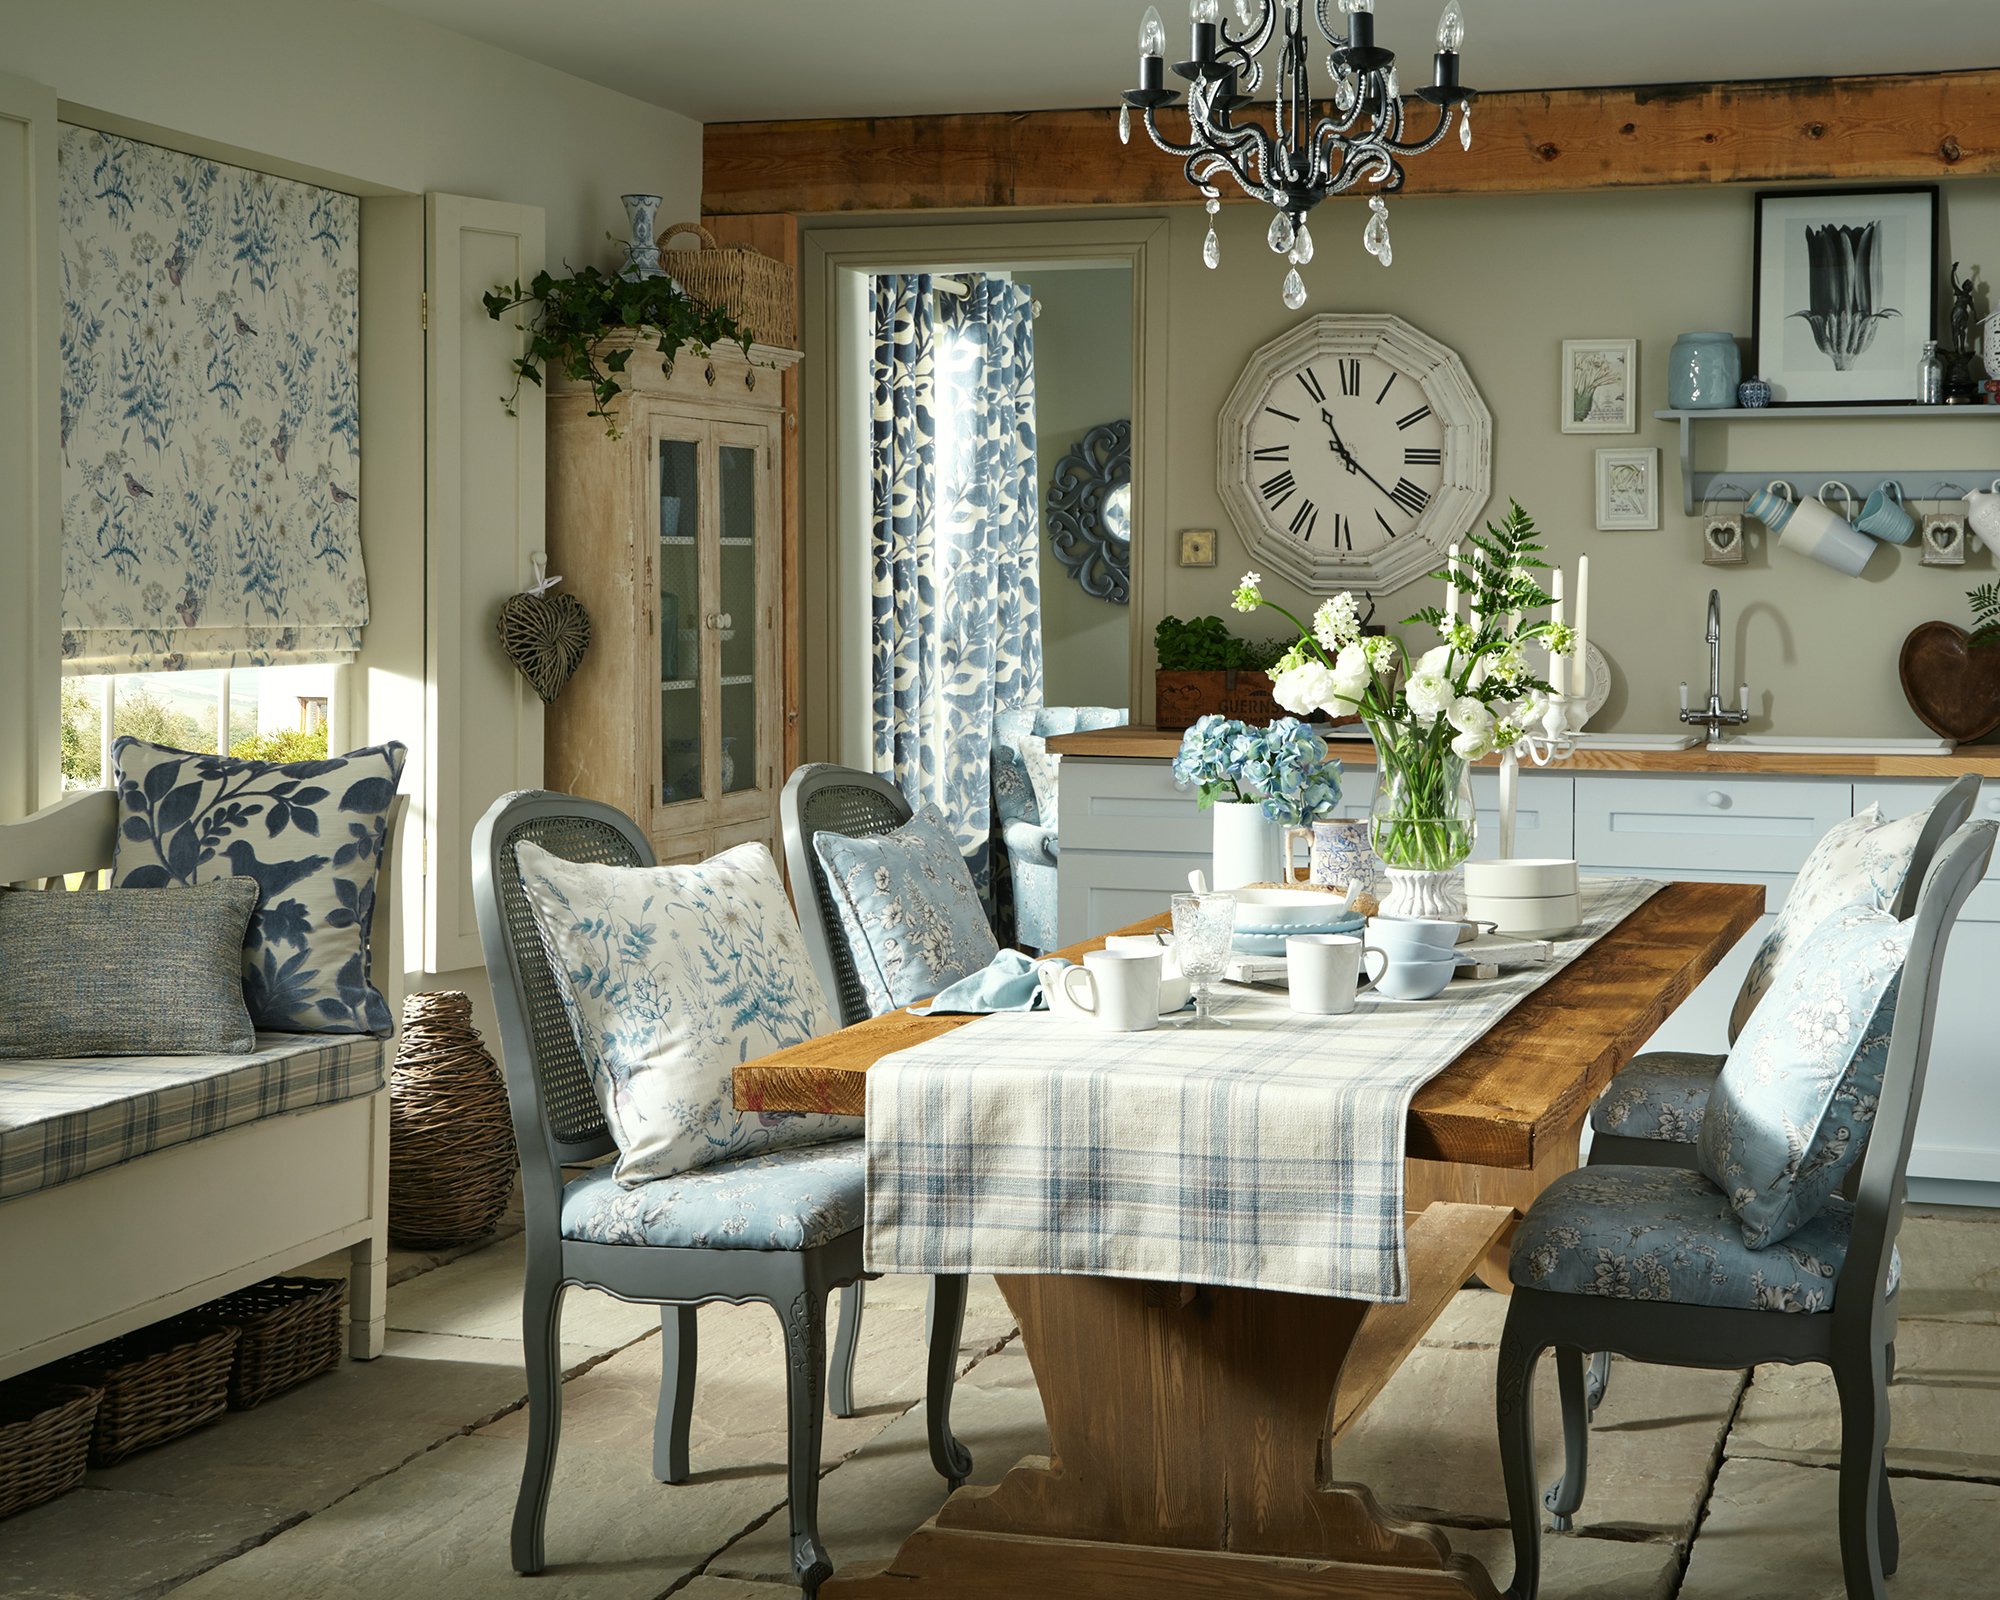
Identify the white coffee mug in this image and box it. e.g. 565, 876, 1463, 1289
1778, 479, 1875, 576
1058, 949, 1163, 1032
1286, 934, 1387, 1015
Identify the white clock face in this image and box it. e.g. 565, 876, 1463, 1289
1245, 351, 1448, 559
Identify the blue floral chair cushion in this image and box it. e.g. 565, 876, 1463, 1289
109, 737, 406, 1036
560, 1140, 864, 1251
1588, 1052, 1724, 1142
813, 801, 999, 1013
1511, 1165, 1898, 1315
1698, 901, 1910, 1249
514, 839, 858, 1186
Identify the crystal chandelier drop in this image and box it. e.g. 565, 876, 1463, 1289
1121, 0, 1476, 306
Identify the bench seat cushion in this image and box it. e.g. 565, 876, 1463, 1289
1588, 1052, 1723, 1143
560, 1139, 865, 1251
0, 1033, 385, 1203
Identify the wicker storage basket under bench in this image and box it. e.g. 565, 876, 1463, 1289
0, 1380, 101, 1519
56, 1323, 239, 1467
201, 1276, 347, 1411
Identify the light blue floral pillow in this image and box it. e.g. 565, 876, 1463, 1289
109, 737, 406, 1036
813, 802, 999, 1015
514, 839, 858, 1186
1698, 901, 1912, 1249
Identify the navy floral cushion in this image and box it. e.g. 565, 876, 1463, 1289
1588, 1052, 1723, 1142
1698, 902, 1910, 1249
559, 1140, 864, 1251
1510, 1165, 1897, 1315
109, 737, 406, 1037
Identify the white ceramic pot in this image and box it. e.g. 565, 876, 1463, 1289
1981, 311, 2000, 381
1463, 858, 1579, 899
1966, 479, 2000, 545
1211, 801, 1288, 891
1466, 890, 1582, 937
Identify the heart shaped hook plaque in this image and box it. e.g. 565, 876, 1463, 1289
497, 555, 592, 704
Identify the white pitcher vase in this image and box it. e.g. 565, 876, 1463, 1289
1210, 800, 1289, 890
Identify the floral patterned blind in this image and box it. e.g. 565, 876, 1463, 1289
58, 126, 366, 675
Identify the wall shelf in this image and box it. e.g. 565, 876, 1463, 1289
1655, 406, 1999, 516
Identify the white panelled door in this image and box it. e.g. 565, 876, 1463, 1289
424, 195, 547, 973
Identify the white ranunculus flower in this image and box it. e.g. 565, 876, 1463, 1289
1332, 640, 1371, 697
1416, 644, 1453, 679
1405, 673, 1452, 723
1452, 728, 1492, 759
1447, 695, 1495, 736
1271, 660, 1339, 715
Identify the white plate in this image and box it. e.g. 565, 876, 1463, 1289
1577, 641, 1611, 727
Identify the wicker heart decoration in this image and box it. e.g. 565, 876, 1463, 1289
496, 590, 592, 704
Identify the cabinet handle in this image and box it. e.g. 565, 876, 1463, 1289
717, 612, 732, 630
1987, 795, 2000, 814
1704, 790, 1728, 808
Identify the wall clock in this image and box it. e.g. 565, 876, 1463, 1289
1217, 313, 1491, 595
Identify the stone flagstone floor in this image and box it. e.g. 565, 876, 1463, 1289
2, 1201, 1994, 1599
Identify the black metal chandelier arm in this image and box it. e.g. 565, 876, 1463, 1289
1140, 106, 1211, 160
1376, 101, 1456, 158
1312, 0, 1350, 49
1216, 1, 1279, 69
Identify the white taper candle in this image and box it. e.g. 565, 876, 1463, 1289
1571, 555, 1590, 701
1548, 567, 1564, 693
1444, 543, 1459, 622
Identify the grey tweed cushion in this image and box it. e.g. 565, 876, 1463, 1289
0, 878, 260, 1056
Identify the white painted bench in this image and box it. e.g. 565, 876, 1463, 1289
0, 788, 407, 1382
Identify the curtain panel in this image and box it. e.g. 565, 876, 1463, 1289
869, 273, 1043, 913
57, 126, 366, 675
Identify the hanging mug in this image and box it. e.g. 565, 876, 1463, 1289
1779, 480, 1875, 577
1855, 480, 1914, 544
1746, 479, 1796, 530
1966, 479, 2000, 545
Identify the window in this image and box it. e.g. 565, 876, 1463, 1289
60, 665, 340, 790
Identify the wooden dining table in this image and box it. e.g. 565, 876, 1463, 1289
735, 881, 1763, 1599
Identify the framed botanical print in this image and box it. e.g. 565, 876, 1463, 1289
1560, 338, 1636, 433
1750, 185, 1939, 405
1595, 447, 1660, 531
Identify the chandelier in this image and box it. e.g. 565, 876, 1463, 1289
1120, 0, 1475, 308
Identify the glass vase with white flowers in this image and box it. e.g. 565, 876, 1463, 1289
1230, 502, 1577, 918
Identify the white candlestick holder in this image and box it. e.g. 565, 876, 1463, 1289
1495, 692, 1581, 859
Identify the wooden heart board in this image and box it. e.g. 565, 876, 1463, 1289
1899, 620, 2000, 741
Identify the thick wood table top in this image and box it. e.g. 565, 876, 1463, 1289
735, 880, 1763, 1171
1047, 723, 2000, 778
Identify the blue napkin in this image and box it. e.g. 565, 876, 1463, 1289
908, 950, 1068, 1015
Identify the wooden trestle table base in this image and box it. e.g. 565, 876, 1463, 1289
735, 882, 1763, 1598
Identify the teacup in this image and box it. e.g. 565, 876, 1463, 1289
1367, 916, 1460, 960
1856, 480, 1914, 544
1048, 949, 1162, 1032
1778, 480, 1874, 576
1286, 934, 1386, 1015
1746, 480, 1796, 530
1374, 956, 1457, 1002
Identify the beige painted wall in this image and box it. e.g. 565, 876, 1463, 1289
1020, 266, 1133, 711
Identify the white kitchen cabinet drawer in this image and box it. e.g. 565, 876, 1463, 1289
1909, 918, 2000, 1183
1854, 777, 2000, 886
1323, 770, 1573, 863
1057, 851, 1201, 947
1058, 756, 1209, 856
1575, 775, 1852, 875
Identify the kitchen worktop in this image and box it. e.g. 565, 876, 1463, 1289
1047, 724, 2000, 778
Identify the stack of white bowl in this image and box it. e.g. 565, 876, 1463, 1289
1463, 859, 1581, 937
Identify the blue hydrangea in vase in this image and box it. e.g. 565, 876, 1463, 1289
1172, 715, 1342, 890
1230, 503, 1575, 920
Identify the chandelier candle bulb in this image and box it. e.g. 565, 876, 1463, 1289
1437, 0, 1465, 51
1138, 6, 1167, 89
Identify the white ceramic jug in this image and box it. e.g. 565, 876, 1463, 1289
1967, 479, 2000, 545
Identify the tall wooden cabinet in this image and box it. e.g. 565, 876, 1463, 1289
545, 336, 803, 865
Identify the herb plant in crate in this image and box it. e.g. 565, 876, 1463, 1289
1172, 715, 1342, 891
1231, 504, 1575, 919
1152, 615, 1289, 731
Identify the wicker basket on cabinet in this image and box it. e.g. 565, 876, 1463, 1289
0, 1380, 102, 1519
661, 222, 796, 349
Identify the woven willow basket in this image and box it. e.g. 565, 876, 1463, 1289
197, 1277, 347, 1410
661, 222, 797, 350
0, 1381, 101, 1520
57, 1323, 239, 1466
389, 991, 518, 1250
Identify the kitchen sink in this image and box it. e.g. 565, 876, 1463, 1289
1707, 734, 1957, 756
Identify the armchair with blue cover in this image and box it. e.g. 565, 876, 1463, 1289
991, 704, 1129, 954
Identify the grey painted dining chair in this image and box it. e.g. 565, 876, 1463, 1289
471, 789, 968, 1597
1495, 819, 1995, 1600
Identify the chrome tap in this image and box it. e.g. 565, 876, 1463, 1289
1680, 589, 1751, 740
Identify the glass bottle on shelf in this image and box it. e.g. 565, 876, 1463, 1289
659, 438, 703, 807
1920, 340, 1944, 405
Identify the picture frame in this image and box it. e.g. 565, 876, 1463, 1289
1595, 447, 1660, 531
1750, 185, 1939, 406
1560, 338, 1636, 433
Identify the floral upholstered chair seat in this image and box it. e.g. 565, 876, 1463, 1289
560, 1141, 865, 1252
992, 704, 1129, 953
1587, 1051, 1723, 1142
1510, 1166, 1897, 1316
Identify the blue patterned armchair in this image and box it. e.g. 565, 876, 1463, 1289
992, 705, 1129, 954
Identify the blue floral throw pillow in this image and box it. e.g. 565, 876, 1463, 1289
812, 801, 999, 1014
1698, 901, 1912, 1250
514, 839, 857, 1186
109, 737, 407, 1037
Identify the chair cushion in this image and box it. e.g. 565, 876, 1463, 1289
1731, 801, 1932, 1038
1699, 901, 1910, 1249
813, 802, 998, 1014
560, 1139, 864, 1251
1588, 1052, 1723, 1142
109, 737, 407, 1036
0, 878, 259, 1057
1510, 1165, 1898, 1315
514, 839, 857, 1186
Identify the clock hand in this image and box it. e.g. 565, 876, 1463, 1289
1318, 409, 1404, 509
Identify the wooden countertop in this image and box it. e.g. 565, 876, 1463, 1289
1046, 723, 2000, 778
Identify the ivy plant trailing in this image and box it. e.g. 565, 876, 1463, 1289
483, 264, 755, 438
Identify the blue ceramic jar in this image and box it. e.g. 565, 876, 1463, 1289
1668, 332, 1742, 410
1737, 376, 1771, 409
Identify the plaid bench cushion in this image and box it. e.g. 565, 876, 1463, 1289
0, 1033, 385, 1202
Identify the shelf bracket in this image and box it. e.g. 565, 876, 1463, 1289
1677, 414, 1696, 516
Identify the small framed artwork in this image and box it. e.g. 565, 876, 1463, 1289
1751, 185, 1939, 405
1595, 447, 1660, 530
1561, 338, 1636, 433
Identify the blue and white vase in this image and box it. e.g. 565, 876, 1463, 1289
621, 193, 665, 279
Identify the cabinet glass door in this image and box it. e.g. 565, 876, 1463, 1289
716, 441, 760, 796
659, 435, 704, 808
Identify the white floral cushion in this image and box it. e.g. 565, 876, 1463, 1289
1699, 901, 1911, 1249
513, 839, 858, 1186
1731, 802, 1931, 1037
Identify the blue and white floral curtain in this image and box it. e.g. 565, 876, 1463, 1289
869, 272, 1043, 911
57, 126, 366, 675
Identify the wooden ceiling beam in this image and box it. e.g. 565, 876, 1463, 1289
702, 68, 2000, 216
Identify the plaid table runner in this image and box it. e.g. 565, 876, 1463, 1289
865, 876, 1665, 1302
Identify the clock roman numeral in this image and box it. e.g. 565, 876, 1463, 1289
1265, 405, 1300, 422
1331, 512, 1353, 550
1252, 444, 1289, 461
1259, 470, 1297, 509
1297, 367, 1326, 404
1404, 446, 1442, 465
1338, 358, 1361, 397
1375, 509, 1399, 540
1389, 477, 1431, 516
1395, 405, 1433, 431
1290, 498, 1317, 541
1375, 371, 1397, 405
